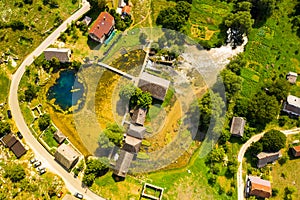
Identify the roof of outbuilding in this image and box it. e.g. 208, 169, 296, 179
10, 140, 27, 158
127, 124, 146, 139
287, 95, 300, 108
114, 150, 134, 177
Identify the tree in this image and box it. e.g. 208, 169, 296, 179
248, 141, 263, 155
24, 84, 38, 102
119, 84, 136, 100
4, 164, 26, 182
0, 121, 11, 137
82, 173, 95, 187
130, 88, 152, 109
156, 7, 186, 31
267, 79, 291, 102
175, 1, 192, 20
250, 0, 276, 23
235, 1, 252, 12
83, 157, 109, 186
38, 114, 51, 131
220, 69, 242, 101
99, 123, 124, 147
260, 129, 286, 152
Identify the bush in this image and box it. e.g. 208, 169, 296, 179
38, 114, 51, 131
260, 129, 286, 152
0, 121, 11, 137
4, 164, 26, 182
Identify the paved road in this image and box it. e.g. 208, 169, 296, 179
237, 128, 300, 200
8, 1, 105, 200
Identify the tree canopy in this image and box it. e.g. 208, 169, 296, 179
38, 114, 51, 131
0, 121, 11, 137
83, 157, 109, 186
4, 164, 26, 182
99, 123, 124, 147
260, 129, 286, 152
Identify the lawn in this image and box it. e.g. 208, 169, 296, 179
0, 70, 10, 102
42, 125, 59, 149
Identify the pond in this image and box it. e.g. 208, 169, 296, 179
47, 70, 84, 110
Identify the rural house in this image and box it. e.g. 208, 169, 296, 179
257, 151, 281, 168
1, 133, 27, 158
53, 130, 66, 144
54, 143, 80, 170
286, 72, 298, 84
1, 132, 17, 148
88, 12, 115, 44
127, 124, 146, 139
138, 72, 170, 101
123, 135, 142, 153
44, 48, 71, 62
282, 95, 300, 116
114, 150, 134, 178
131, 108, 147, 126
291, 145, 300, 157
230, 117, 246, 137
247, 176, 272, 199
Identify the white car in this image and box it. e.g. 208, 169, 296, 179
30, 157, 37, 164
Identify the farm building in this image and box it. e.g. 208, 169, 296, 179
291, 145, 300, 157
123, 135, 142, 153
44, 48, 71, 62
131, 108, 147, 126
257, 151, 281, 168
247, 176, 272, 199
53, 130, 66, 144
282, 95, 300, 116
113, 150, 134, 178
286, 72, 298, 84
54, 144, 80, 170
127, 124, 146, 139
230, 117, 246, 137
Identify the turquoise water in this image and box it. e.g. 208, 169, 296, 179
104, 30, 116, 45
47, 70, 84, 110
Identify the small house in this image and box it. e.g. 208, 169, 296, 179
113, 150, 134, 178
230, 117, 246, 137
127, 124, 146, 139
53, 130, 66, 144
44, 48, 71, 62
247, 176, 272, 199
88, 12, 115, 44
257, 151, 281, 168
138, 72, 170, 101
282, 95, 300, 116
54, 143, 80, 170
1, 133, 17, 148
10, 140, 27, 158
122, 6, 131, 16
286, 72, 298, 84
291, 145, 300, 157
132, 108, 147, 126
82, 16, 92, 26
123, 135, 142, 153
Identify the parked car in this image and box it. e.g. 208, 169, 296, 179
30, 157, 37, 164
39, 168, 46, 175
33, 161, 41, 168
74, 192, 83, 199
7, 110, 12, 119
17, 131, 23, 139
37, 166, 45, 171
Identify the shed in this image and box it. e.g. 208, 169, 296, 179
230, 117, 246, 137
113, 150, 134, 178
291, 145, 300, 157
123, 135, 142, 153
257, 151, 281, 168
127, 124, 146, 139
10, 140, 27, 158
286, 72, 298, 84
44, 48, 71, 62
82, 16, 92, 26
53, 130, 66, 144
282, 95, 300, 116
248, 175, 272, 199
138, 72, 170, 101
132, 108, 147, 126
1, 133, 17, 148
54, 143, 80, 170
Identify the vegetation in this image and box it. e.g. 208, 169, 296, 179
4, 164, 26, 183
98, 123, 124, 148
38, 114, 51, 131
260, 130, 287, 152
83, 157, 109, 187
0, 121, 11, 137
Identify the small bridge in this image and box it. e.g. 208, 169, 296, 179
97, 62, 135, 80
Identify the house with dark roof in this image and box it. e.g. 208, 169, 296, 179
282, 95, 300, 116
44, 48, 71, 62
247, 176, 272, 199
257, 151, 281, 168
53, 130, 66, 144
286, 72, 298, 84
138, 72, 170, 101
54, 144, 80, 170
113, 150, 134, 178
10, 140, 27, 158
230, 117, 245, 137
88, 12, 115, 44
123, 135, 142, 153
291, 145, 300, 157
1, 133, 17, 148
127, 124, 146, 139
131, 108, 147, 126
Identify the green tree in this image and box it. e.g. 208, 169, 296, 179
100, 123, 124, 147
4, 164, 26, 182
38, 114, 51, 131
235, 1, 252, 12
119, 84, 136, 100
24, 84, 38, 102
260, 129, 286, 152
82, 173, 95, 187
175, 1, 192, 20
0, 121, 11, 137
220, 69, 242, 101
267, 79, 291, 102
83, 157, 109, 186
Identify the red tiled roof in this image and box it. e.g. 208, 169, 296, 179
250, 182, 272, 198
122, 6, 131, 14
89, 12, 114, 40
292, 145, 300, 157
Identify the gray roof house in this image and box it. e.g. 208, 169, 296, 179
257, 151, 281, 168
282, 95, 300, 116
138, 72, 170, 101
54, 144, 80, 170
286, 72, 298, 84
53, 130, 66, 144
113, 150, 134, 177
132, 108, 147, 126
44, 48, 71, 62
127, 124, 146, 139
230, 117, 246, 137
123, 135, 142, 153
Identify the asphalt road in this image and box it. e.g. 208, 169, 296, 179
8, 1, 106, 200
237, 128, 300, 200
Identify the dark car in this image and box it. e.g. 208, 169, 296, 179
39, 168, 46, 175
17, 131, 23, 139
74, 192, 83, 199
7, 110, 12, 119
33, 161, 41, 168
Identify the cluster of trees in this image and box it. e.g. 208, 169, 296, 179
42, 0, 59, 8
109, 9, 132, 31
98, 123, 124, 148
4, 164, 26, 183
82, 158, 109, 187
0, 20, 27, 31
291, 1, 300, 37
0, 121, 11, 137
156, 1, 192, 31
38, 114, 51, 131
119, 83, 152, 109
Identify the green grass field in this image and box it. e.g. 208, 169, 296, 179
0, 70, 10, 102
42, 125, 59, 148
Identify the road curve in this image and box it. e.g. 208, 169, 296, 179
8, 2, 105, 200
237, 128, 300, 200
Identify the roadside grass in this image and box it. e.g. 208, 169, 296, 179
41, 125, 59, 148
0, 70, 10, 102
